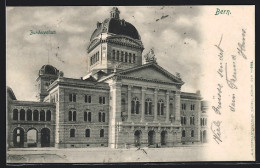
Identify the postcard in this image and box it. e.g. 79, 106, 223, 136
6, 5, 255, 163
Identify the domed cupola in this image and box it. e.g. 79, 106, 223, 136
39, 64, 59, 76
110, 7, 120, 19
36, 64, 61, 102
86, 7, 144, 75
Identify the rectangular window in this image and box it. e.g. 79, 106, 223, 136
99, 96, 105, 104
69, 94, 76, 102
84, 112, 87, 121
70, 129, 75, 137
133, 54, 136, 63
99, 97, 102, 104
85, 129, 90, 137
85, 95, 91, 103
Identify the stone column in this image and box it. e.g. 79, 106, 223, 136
127, 85, 132, 122
165, 90, 170, 123
25, 109, 27, 121
141, 87, 146, 122
18, 110, 20, 121
175, 91, 181, 124
153, 88, 158, 122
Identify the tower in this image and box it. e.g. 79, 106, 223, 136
86, 7, 144, 75
36, 64, 60, 102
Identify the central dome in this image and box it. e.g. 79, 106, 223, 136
90, 7, 141, 41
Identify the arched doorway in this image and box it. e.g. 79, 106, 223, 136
41, 128, 50, 147
134, 130, 141, 147
148, 130, 155, 146
161, 131, 167, 146
202, 130, 207, 143
27, 128, 38, 147
13, 127, 24, 148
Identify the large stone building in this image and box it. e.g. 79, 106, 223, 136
7, 7, 208, 148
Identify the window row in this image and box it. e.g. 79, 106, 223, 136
69, 94, 105, 104
131, 97, 165, 115
90, 51, 100, 66
182, 130, 194, 137
13, 109, 51, 121
68, 111, 106, 122
200, 118, 207, 126
70, 128, 104, 138
181, 116, 195, 125
181, 103, 196, 111
111, 50, 136, 63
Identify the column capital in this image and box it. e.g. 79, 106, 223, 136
154, 88, 159, 93
128, 85, 133, 90
142, 86, 147, 91
175, 90, 181, 95
166, 90, 171, 95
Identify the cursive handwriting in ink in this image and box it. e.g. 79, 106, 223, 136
211, 121, 222, 144
212, 84, 223, 115
225, 55, 238, 89
237, 29, 247, 59
215, 35, 224, 78
229, 94, 236, 112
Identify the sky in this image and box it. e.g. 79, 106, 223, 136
6, 6, 204, 101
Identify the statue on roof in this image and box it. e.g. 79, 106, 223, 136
144, 48, 157, 64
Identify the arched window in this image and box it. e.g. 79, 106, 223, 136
73, 111, 76, 121
157, 99, 164, 115
100, 129, 104, 137
145, 99, 152, 115
182, 130, 185, 137
69, 111, 72, 121
98, 112, 102, 122
121, 51, 124, 62
46, 110, 51, 121
102, 113, 105, 122
33, 110, 39, 121
27, 109, 32, 121
20, 109, 25, 121
125, 52, 128, 62
131, 97, 140, 114
13, 109, 18, 120
85, 129, 90, 137
129, 53, 132, 63
40, 110, 45, 121
84, 112, 87, 121
88, 112, 91, 122
191, 130, 194, 137
112, 50, 115, 60
70, 129, 75, 137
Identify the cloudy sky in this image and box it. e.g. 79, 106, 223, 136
6, 6, 204, 101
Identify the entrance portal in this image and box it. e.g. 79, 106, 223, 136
134, 130, 141, 147
27, 129, 37, 147
202, 130, 207, 143
41, 128, 50, 147
13, 128, 24, 148
161, 131, 167, 146
148, 130, 155, 146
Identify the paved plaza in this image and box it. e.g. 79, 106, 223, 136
7, 145, 207, 163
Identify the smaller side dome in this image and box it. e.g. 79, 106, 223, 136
39, 64, 59, 76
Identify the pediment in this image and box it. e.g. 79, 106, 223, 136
118, 63, 183, 84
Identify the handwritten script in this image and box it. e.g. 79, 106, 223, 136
211, 29, 247, 144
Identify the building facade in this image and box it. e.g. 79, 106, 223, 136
7, 7, 208, 148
